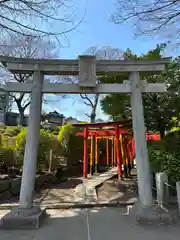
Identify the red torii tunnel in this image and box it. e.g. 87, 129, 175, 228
73, 120, 160, 178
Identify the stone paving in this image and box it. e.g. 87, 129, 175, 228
0, 168, 121, 209
0, 207, 180, 240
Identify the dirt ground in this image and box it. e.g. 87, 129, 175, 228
97, 175, 137, 202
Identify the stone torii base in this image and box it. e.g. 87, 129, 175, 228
1, 207, 46, 229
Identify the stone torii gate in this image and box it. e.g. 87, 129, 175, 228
0, 55, 170, 228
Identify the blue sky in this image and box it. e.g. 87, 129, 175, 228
17, 0, 172, 121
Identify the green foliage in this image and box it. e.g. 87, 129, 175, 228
57, 124, 84, 166
148, 141, 167, 173
15, 128, 63, 170
15, 128, 27, 149
2, 136, 16, 149
100, 93, 131, 121
0, 123, 6, 135
37, 129, 62, 170
0, 126, 21, 167
0, 123, 83, 172
50, 126, 61, 136
3, 126, 22, 137
0, 123, 6, 130
51, 130, 58, 135
0, 127, 21, 152
0, 146, 15, 166
57, 124, 73, 142
148, 130, 180, 182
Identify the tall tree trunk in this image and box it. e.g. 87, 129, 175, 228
19, 109, 25, 126
90, 111, 96, 123
89, 94, 99, 123
80, 93, 99, 123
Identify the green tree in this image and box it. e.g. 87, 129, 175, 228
101, 44, 180, 138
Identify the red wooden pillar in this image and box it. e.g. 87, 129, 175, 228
131, 136, 135, 158
111, 138, 114, 166
90, 136, 94, 175
95, 137, 98, 174
83, 127, 88, 178
128, 139, 132, 160
124, 136, 131, 175
106, 138, 109, 165
127, 139, 132, 163
115, 125, 121, 178
113, 138, 116, 166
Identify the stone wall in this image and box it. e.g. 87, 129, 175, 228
0, 173, 58, 202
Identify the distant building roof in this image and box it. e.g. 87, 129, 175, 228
47, 111, 64, 117
95, 118, 104, 123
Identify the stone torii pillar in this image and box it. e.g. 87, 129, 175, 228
1, 71, 45, 229
130, 73, 154, 217
122, 74, 166, 218
19, 71, 43, 209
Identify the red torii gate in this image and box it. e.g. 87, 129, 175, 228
73, 120, 132, 178
73, 120, 160, 178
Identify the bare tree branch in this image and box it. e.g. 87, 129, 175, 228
0, 0, 87, 43
80, 94, 94, 107
0, 33, 65, 125
112, 0, 180, 44
84, 113, 90, 118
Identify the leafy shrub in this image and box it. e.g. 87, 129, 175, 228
163, 131, 180, 182
37, 129, 63, 170
2, 136, 16, 148
1, 126, 21, 150
148, 130, 180, 182
0, 129, 5, 135
15, 128, 63, 171
15, 128, 27, 166
0, 123, 6, 130
0, 123, 6, 135
51, 130, 58, 135
148, 141, 166, 173
163, 154, 180, 183
3, 126, 22, 137
57, 124, 83, 166
0, 146, 15, 167
57, 124, 72, 142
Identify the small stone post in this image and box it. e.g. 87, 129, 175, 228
176, 181, 180, 215
48, 149, 53, 173
156, 172, 169, 206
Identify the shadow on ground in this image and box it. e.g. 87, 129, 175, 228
37, 178, 83, 205
97, 176, 138, 203
0, 177, 83, 206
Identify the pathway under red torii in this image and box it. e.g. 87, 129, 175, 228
73, 120, 160, 178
